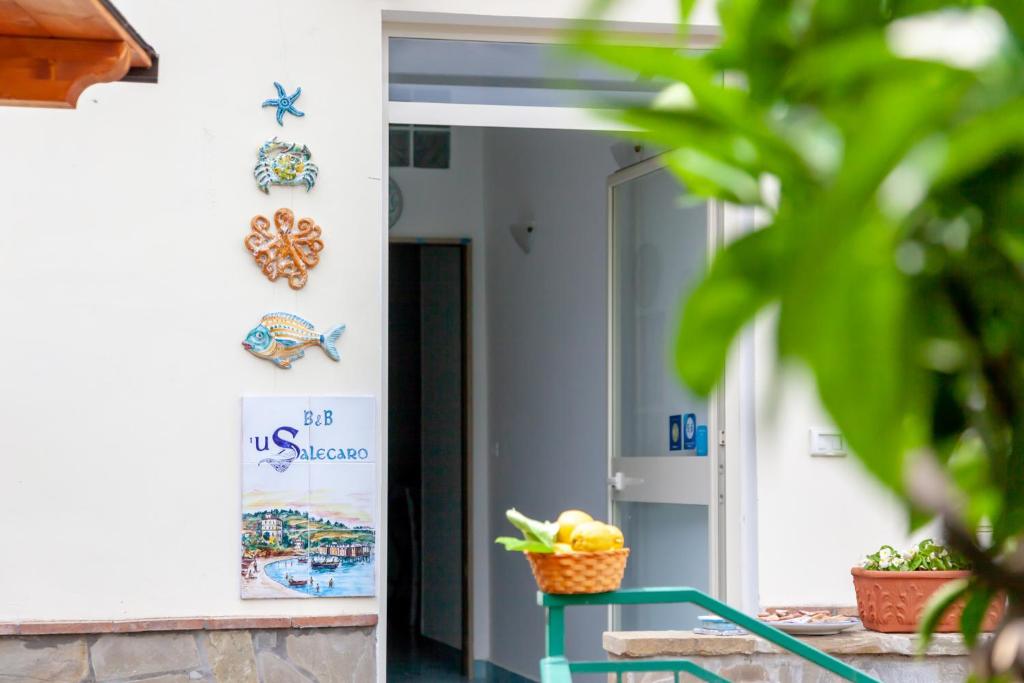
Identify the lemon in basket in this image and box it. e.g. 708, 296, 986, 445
556, 509, 593, 544
606, 525, 624, 549
570, 520, 620, 552
553, 542, 575, 554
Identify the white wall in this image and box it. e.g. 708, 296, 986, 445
753, 313, 928, 607
483, 128, 618, 679
0, 0, 386, 622
390, 127, 485, 239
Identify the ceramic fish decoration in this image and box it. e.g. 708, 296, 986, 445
242, 313, 345, 369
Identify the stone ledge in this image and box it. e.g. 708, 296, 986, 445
0, 624, 377, 683
603, 627, 986, 659
0, 613, 377, 636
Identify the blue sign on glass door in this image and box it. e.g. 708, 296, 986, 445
683, 413, 697, 450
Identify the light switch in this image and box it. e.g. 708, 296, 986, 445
810, 427, 847, 457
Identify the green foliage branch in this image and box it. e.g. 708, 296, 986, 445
577, 0, 1024, 675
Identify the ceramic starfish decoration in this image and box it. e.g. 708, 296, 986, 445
262, 82, 305, 126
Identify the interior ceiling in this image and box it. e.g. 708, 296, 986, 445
388, 37, 661, 109
389, 37, 658, 91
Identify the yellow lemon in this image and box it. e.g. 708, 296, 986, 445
553, 542, 574, 555
556, 509, 594, 544
570, 520, 617, 552
606, 525, 625, 549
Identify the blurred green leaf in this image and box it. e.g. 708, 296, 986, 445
664, 148, 761, 204
580, 0, 1024, 656
961, 584, 995, 645
918, 578, 970, 650
676, 227, 783, 395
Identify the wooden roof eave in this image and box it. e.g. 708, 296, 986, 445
0, 0, 158, 109
96, 0, 158, 83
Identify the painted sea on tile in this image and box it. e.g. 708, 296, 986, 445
241, 396, 376, 599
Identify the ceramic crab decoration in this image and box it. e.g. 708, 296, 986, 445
254, 138, 318, 193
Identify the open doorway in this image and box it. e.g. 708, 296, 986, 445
385, 123, 690, 682
387, 240, 470, 682
383, 33, 728, 683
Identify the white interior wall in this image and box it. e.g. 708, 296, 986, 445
390, 126, 619, 674
483, 128, 617, 679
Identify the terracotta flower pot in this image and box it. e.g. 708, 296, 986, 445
851, 567, 1005, 633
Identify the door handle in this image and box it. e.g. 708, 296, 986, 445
608, 471, 644, 492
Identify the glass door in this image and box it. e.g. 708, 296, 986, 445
608, 157, 721, 630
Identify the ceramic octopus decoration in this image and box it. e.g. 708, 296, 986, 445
254, 138, 318, 193
244, 208, 324, 289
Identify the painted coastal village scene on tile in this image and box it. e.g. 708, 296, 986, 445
241, 396, 377, 598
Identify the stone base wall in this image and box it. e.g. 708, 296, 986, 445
0, 626, 375, 683
615, 653, 970, 683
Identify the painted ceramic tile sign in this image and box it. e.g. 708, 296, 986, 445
241, 396, 376, 599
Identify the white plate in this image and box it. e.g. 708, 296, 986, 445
761, 619, 860, 636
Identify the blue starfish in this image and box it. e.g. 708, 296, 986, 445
262, 82, 304, 126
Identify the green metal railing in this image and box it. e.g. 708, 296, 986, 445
538, 587, 881, 683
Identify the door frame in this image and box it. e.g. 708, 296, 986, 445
605, 155, 728, 608
388, 238, 473, 674
379, 19, 739, 682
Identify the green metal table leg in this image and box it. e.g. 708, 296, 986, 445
546, 605, 565, 658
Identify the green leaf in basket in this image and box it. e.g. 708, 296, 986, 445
505, 508, 558, 548
494, 536, 554, 553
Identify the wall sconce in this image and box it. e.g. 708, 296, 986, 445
510, 223, 535, 254
610, 140, 647, 168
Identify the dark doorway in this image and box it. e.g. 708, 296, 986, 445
387, 241, 470, 682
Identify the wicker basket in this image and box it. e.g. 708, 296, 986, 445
525, 548, 630, 594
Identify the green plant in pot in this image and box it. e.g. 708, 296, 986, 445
853, 539, 1003, 633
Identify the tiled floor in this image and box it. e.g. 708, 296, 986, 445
388, 630, 469, 682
